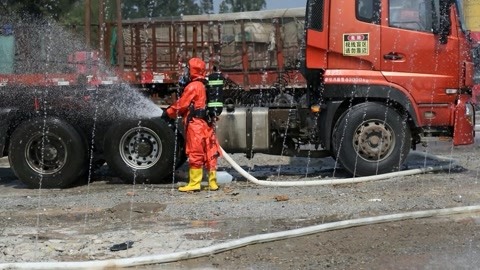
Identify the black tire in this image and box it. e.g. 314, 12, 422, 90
333, 102, 411, 176
175, 134, 187, 169
330, 109, 350, 160
8, 117, 88, 189
104, 118, 176, 184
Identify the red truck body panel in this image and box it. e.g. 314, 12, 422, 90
473, 84, 480, 106
454, 94, 475, 145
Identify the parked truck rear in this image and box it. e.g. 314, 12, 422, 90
0, 16, 178, 188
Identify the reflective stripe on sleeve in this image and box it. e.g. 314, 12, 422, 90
208, 80, 224, 86
207, 102, 224, 107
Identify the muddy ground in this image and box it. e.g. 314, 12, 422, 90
0, 138, 480, 269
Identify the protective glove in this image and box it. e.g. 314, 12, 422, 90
161, 110, 170, 121
160, 111, 175, 127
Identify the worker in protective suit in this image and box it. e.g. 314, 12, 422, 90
163, 57, 221, 192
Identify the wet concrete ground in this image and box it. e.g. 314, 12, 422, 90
0, 133, 480, 269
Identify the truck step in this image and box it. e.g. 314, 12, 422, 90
476, 111, 480, 132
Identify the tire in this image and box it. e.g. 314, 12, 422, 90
175, 134, 187, 169
332, 102, 411, 176
330, 109, 350, 160
104, 118, 176, 184
8, 117, 88, 189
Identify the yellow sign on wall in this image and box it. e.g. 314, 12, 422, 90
463, 0, 480, 31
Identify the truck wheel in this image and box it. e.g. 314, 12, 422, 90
104, 118, 176, 184
333, 102, 411, 176
8, 117, 88, 189
175, 134, 187, 169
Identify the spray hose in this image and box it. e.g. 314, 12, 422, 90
220, 147, 454, 186
1, 148, 479, 270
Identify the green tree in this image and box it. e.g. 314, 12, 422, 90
179, 0, 201, 16
120, 0, 201, 19
200, 0, 214, 14
60, 1, 93, 26
219, 0, 266, 13
0, 0, 77, 20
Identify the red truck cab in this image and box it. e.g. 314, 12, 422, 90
303, 0, 475, 175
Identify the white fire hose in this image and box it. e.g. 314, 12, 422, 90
220, 148, 452, 186
1, 148, 479, 270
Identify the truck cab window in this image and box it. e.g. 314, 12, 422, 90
357, 0, 381, 24
306, 0, 324, 31
389, 0, 432, 32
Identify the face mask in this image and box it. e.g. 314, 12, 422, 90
179, 64, 190, 87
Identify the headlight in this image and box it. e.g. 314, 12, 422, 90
465, 103, 474, 125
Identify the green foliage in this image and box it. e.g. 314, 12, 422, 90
219, 0, 266, 13
60, 1, 89, 26
200, 0, 214, 14
0, 0, 268, 21
120, 0, 201, 19
0, 0, 77, 20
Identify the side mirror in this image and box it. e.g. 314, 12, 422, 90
432, 0, 451, 44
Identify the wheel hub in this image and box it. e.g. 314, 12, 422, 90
120, 127, 162, 169
42, 144, 59, 161
134, 138, 153, 157
26, 134, 67, 174
353, 121, 394, 161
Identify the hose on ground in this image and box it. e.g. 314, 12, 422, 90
2, 205, 479, 270
0, 148, 474, 270
220, 147, 456, 186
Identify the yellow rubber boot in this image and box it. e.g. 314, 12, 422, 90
208, 171, 219, 191
179, 168, 202, 192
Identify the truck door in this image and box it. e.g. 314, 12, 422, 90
328, 0, 382, 70
380, 0, 460, 106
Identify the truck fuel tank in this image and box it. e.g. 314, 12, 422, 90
215, 107, 270, 154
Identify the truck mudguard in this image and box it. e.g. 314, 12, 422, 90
323, 84, 419, 125
317, 83, 419, 152
0, 108, 14, 157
